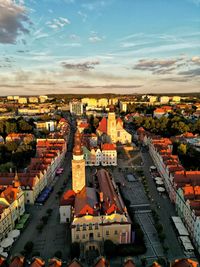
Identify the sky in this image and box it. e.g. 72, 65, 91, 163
0, 0, 200, 96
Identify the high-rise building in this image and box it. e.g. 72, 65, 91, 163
69, 100, 83, 115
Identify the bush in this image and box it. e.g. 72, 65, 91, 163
155, 223, 163, 233
117, 244, 146, 256
32, 251, 40, 257
54, 250, 62, 259
46, 208, 53, 215
104, 240, 116, 256
36, 223, 43, 232
24, 241, 34, 254
41, 215, 48, 224
70, 242, 80, 259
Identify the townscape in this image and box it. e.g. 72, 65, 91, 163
0, 0, 200, 266
0, 94, 199, 266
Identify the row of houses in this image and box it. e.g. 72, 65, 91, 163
0, 118, 70, 243
136, 127, 200, 254
82, 143, 117, 166
1, 255, 198, 267
0, 138, 67, 241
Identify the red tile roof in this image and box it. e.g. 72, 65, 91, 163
101, 143, 116, 150
97, 117, 107, 134
60, 190, 76, 206
9, 255, 25, 267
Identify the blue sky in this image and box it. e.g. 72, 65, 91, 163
0, 0, 199, 95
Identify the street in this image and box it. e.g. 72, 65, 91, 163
141, 150, 185, 261
9, 118, 74, 262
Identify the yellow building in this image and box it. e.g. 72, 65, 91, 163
98, 98, 108, 107
97, 113, 132, 144
172, 96, 181, 103
149, 96, 157, 103
18, 97, 28, 104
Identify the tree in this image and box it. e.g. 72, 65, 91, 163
18, 119, 33, 132
0, 121, 5, 135
54, 251, 62, 259
70, 242, 80, 259
104, 240, 116, 256
5, 121, 17, 134
5, 141, 18, 152
178, 143, 187, 155
24, 241, 34, 254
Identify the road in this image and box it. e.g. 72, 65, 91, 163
10, 117, 75, 262
141, 150, 185, 261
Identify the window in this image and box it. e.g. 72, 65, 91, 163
97, 232, 101, 237
77, 224, 80, 231
83, 224, 86, 231
95, 223, 98, 230
82, 234, 85, 239
114, 230, 118, 235
89, 223, 92, 230
106, 230, 109, 236
76, 235, 79, 240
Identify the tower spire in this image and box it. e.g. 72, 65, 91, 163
13, 170, 20, 188
73, 130, 83, 156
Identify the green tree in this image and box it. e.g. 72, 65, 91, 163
5, 121, 17, 134
178, 143, 187, 155
18, 119, 33, 132
104, 240, 116, 256
24, 241, 34, 254
5, 141, 18, 152
70, 242, 80, 259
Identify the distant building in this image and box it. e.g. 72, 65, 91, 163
149, 96, 157, 103
98, 98, 108, 107
97, 113, 132, 144
159, 96, 169, 104
172, 96, 181, 103
34, 121, 57, 132
29, 96, 39, 103
70, 100, 83, 116
39, 95, 48, 103
119, 101, 128, 112
153, 108, 167, 118
18, 97, 28, 104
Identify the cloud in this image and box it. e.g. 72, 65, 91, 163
61, 60, 100, 71
78, 11, 87, 22
69, 34, 80, 41
0, 0, 30, 44
73, 84, 142, 89
46, 17, 70, 30
81, 1, 109, 11
191, 56, 200, 65
133, 58, 182, 75
89, 36, 102, 43
178, 68, 200, 77
88, 32, 104, 43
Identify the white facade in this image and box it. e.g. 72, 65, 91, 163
83, 146, 117, 166
70, 101, 83, 115
0, 187, 25, 241
59, 205, 71, 223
